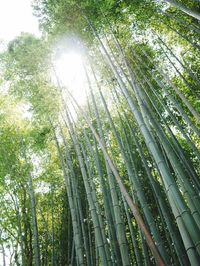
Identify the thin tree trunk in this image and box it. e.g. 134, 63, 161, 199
164, 0, 200, 20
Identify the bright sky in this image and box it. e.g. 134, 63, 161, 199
0, 0, 40, 44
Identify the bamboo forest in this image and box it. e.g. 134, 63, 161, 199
0, 0, 200, 265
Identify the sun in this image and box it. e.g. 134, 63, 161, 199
55, 51, 85, 88
52, 45, 88, 109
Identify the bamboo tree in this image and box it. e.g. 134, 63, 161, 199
63, 81, 165, 265
160, 9, 200, 35
22, 143, 40, 266
112, 86, 191, 265
164, 0, 200, 20
88, 23, 200, 264
83, 129, 123, 265
130, 48, 200, 139
64, 109, 110, 266
51, 123, 85, 266
92, 68, 169, 264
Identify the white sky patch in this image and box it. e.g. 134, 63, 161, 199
0, 81, 10, 94
30, 152, 44, 178
0, 0, 40, 51
35, 181, 51, 194
18, 102, 33, 120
